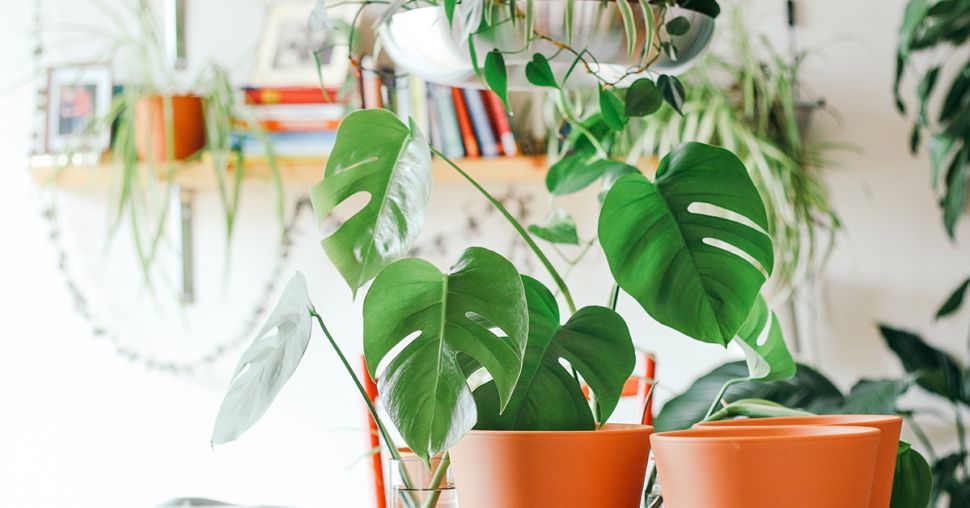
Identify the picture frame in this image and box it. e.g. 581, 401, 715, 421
251, 1, 354, 87
45, 64, 112, 154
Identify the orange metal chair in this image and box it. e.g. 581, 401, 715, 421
361, 356, 387, 508
582, 353, 656, 425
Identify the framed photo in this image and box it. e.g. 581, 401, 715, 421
251, 1, 354, 87
46, 64, 112, 154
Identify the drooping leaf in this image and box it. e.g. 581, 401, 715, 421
363, 247, 528, 463
655, 361, 845, 432
444, 0, 457, 24
546, 154, 638, 196
932, 452, 967, 505
599, 86, 628, 131
625, 78, 663, 117
734, 295, 795, 382
525, 53, 557, 88
942, 148, 968, 239
473, 277, 635, 430
599, 142, 774, 346
484, 49, 510, 111
616, 0, 638, 58
940, 63, 970, 123
890, 441, 933, 508
706, 398, 813, 422
310, 110, 432, 295
841, 378, 912, 414
936, 277, 970, 319
658, 74, 686, 115
212, 273, 314, 445
676, 0, 720, 18
528, 208, 579, 245
455, 0, 485, 42
879, 325, 966, 403
666, 16, 691, 36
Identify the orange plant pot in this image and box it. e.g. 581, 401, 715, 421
651, 426, 881, 508
134, 95, 206, 161
696, 415, 902, 508
448, 424, 652, 508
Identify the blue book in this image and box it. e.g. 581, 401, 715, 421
462, 88, 500, 158
428, 84, 465, 159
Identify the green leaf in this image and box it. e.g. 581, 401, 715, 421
616, 0, 638, 58
942, 148, 968, 239
734, 295, 795, 382
363, 247, 528, 463
936, 277, 970, 319
940, 64, 970, 122
599, 86, 628, 131
484, 49, 509, 110
624, 78, 663, 117
599, 142, 774, 346
676, 0, 720, 18
444, 0, 456, 24
706, 398, 813, 422
528, 209, 579, 245
546, 154, 638, 196
473, 277, 635, 430
525, 53, 557, 88
932, 452, 967, 504
310, 110, 432, 295
666, 16, 691, 36
890, 441, 933, 508
212, 273, 313, 445
841, 378, 912, 414
655, 361, 845, 432
879, 325, 965, 403
657, 74, 686, 115
916, 66, 941, 126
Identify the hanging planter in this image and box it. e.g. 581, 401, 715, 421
378, 1, 715, 90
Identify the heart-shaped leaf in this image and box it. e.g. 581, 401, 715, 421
363, 247, 528, 463
310, 110, 432, 295
472, 277, 635, 430
599, 142, 774, 346
666, 16, 691, 36
525, 53, 558, 88
658, 74, 686, 115
484, 50, 509, 110
734, 295, 795, 382
599, 86, 628, 131
676, 0, 720, 18
212, 273, 313, 445
546, 154, 638, 196
625, 78, 663, 117
890, 441, 932, 508
529, 209, 579, 245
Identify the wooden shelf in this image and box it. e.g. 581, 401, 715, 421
29, 154, 551, 190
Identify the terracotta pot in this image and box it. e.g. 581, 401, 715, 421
696, 415, 902, 508
449, 423, 652, 508
135, 94, 206, 161
651, 426, 881, 508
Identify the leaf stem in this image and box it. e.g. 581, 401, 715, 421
309, 309, 419, 506
703, 377, 746, 420
430, 146, 577, 314
420, 453, 451, 508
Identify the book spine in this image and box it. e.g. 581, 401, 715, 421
236, 118, 341, 132
243, 87, 343, 105
451, 88, 480, 158
409, 75, 429, 137
483, 91, 517, 156
429, 84, 465, 158
462, 89, 499, 158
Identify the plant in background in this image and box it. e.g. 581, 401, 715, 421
896, 0, 970, 239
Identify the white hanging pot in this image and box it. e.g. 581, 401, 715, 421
378, 1, 715, 90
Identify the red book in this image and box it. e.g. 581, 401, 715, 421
243, 86, 343, 105
482, 91, 517, 156
451, 88, 480, 158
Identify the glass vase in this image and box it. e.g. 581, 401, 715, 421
387, 452, 458, 508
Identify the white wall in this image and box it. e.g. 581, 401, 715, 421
1, 0, 968, 507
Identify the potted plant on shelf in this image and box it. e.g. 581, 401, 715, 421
208, 1, 886, 507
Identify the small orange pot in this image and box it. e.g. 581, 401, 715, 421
449, 424, 652, 508
135, 94, 206, 161
696, 415, 902, 508
651, 426, 881, 508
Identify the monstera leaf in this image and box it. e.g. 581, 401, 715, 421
734, 295, 795, 382
310, 109, 432, 295
472, 276, 635, 431
363, 247, 528, 464
212, 273, 313, 445
599, 142, 773, 346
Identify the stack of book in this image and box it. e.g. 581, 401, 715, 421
236, 86, 346, 158
359, 57, 518, 159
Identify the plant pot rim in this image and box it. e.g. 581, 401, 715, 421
653, 425, 880, 443
464, 423, 652, 438
695, 414, 903, 427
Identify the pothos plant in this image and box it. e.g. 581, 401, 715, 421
211, 0, 807, 506
896, 0, 970, 239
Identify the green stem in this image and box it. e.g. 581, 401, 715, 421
903, 414, 938, 463
430, 146, 577, 314
555, 91, 609, 160
309, 310, 418, 507
420, 453, 451, 508
607, 284, 620, 311
704, 377, 746, 420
